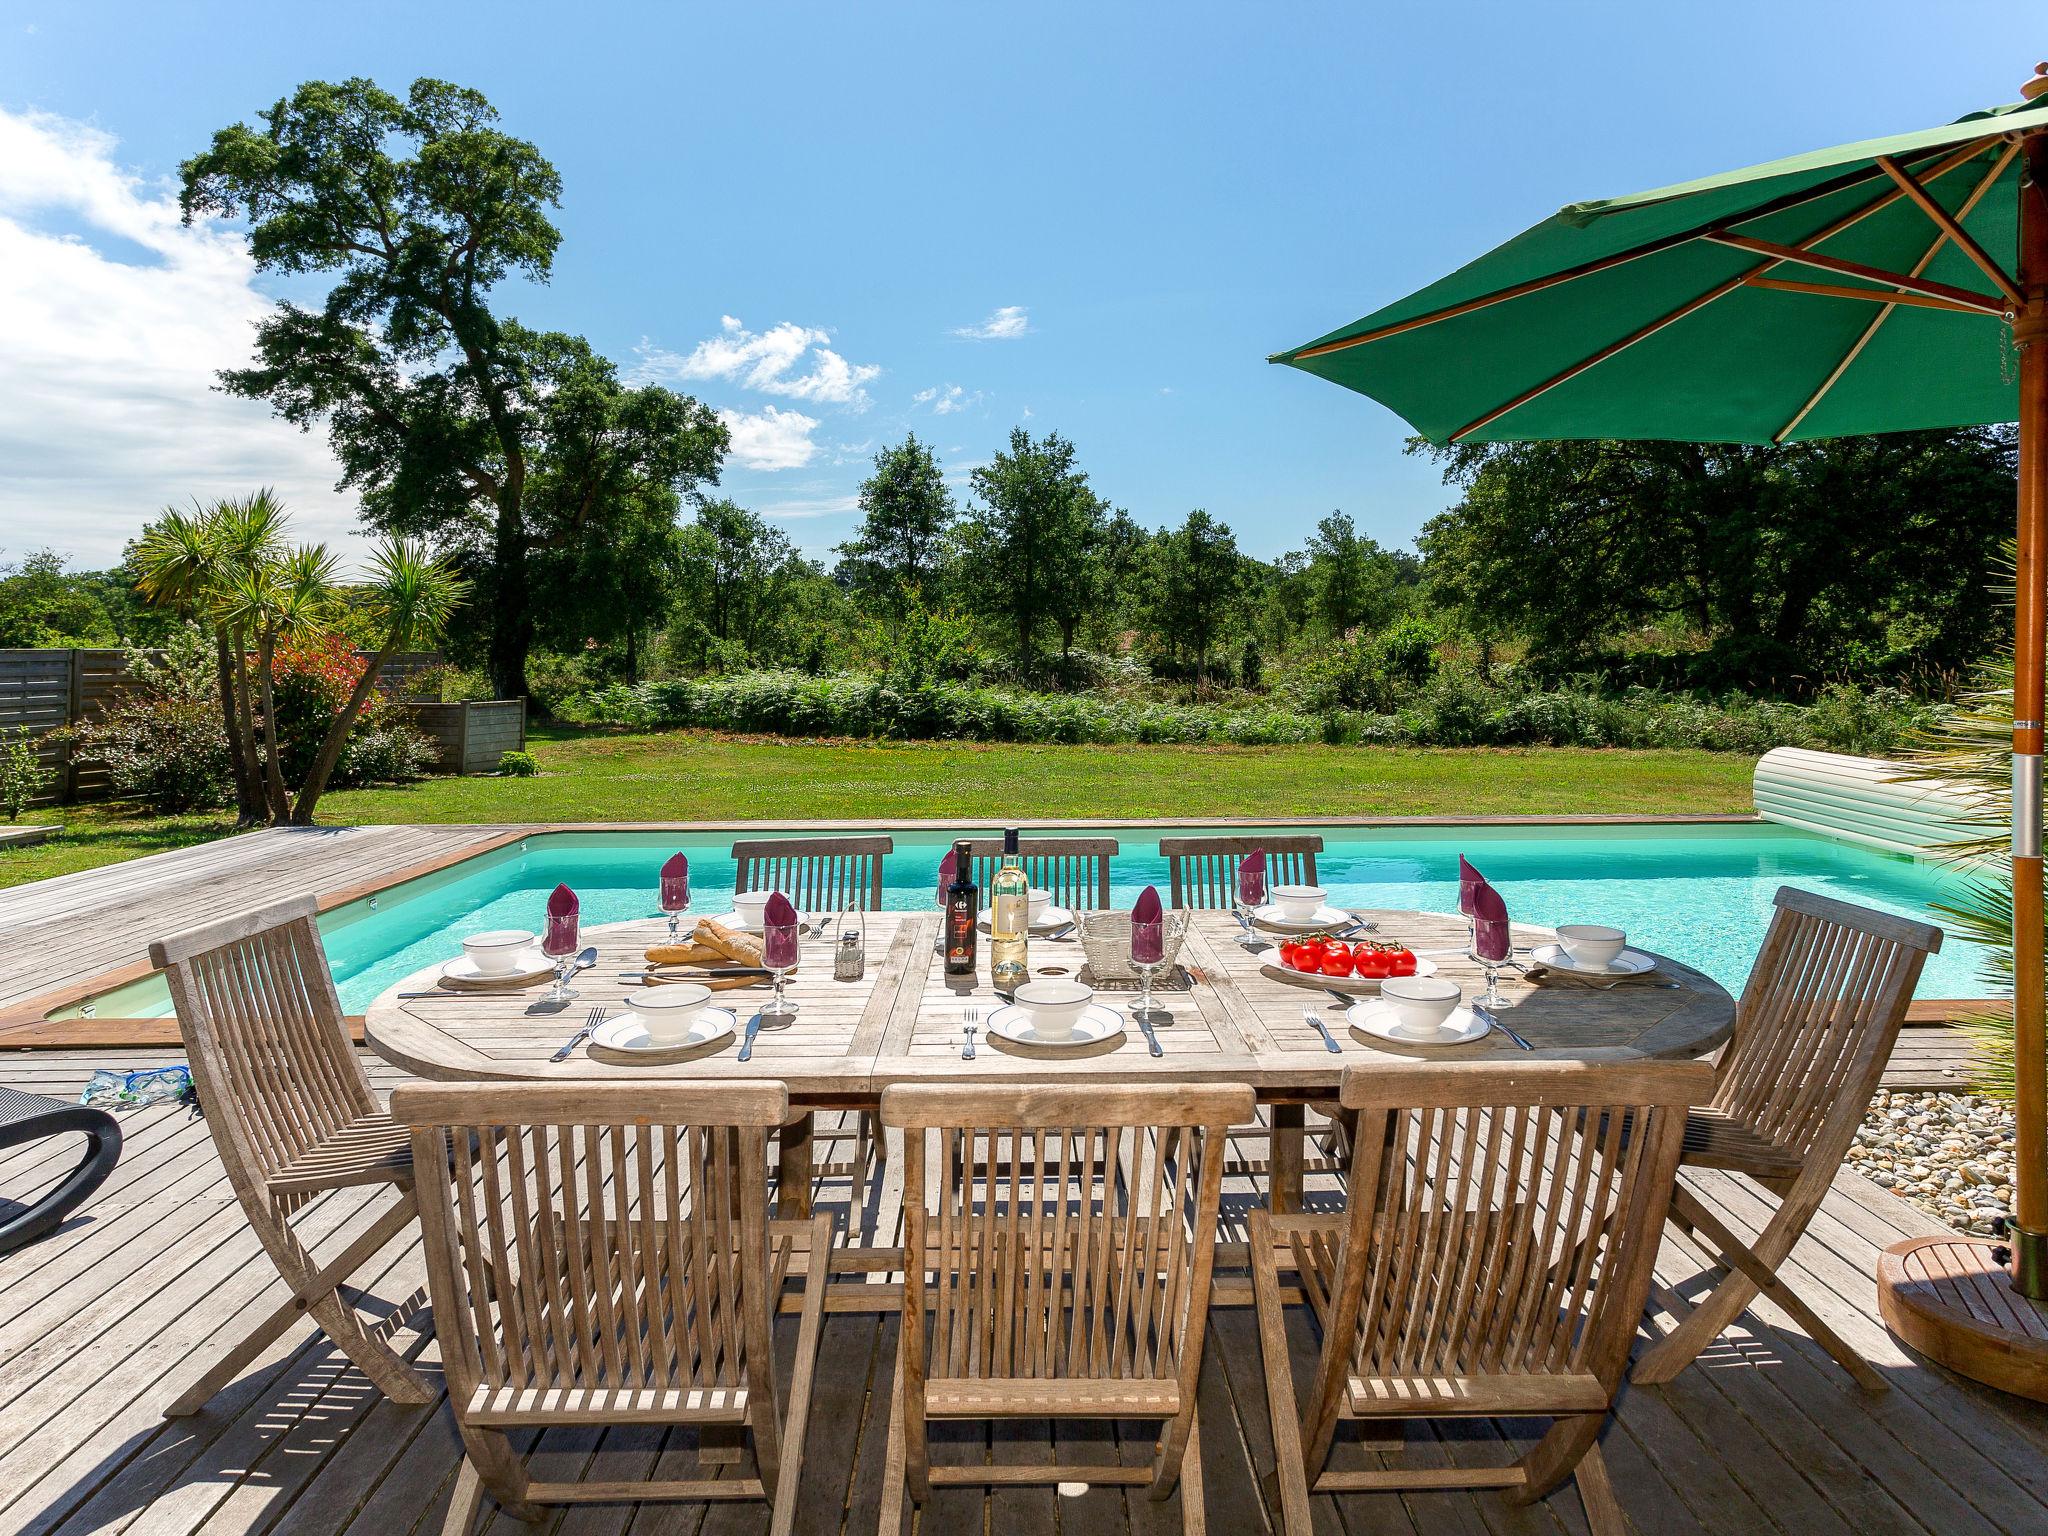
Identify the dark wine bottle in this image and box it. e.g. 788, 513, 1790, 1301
944, 838, 979, 978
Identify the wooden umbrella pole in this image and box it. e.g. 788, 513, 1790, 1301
2013, 106, 2048, 1301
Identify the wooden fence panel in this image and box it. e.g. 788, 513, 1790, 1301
0, 650, 76, 806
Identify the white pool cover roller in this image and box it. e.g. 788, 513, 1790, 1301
1753, 747, 1988, 858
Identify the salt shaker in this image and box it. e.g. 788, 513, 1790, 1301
833, 908, 865, 981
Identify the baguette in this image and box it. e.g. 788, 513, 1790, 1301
643, 941, 725, 966
693, 917, 767, 968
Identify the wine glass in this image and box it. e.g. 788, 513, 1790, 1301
541, 902, 580, 1005
1472, 911, 1511, 1008
1234, 855, 1267, 949
659, 854, 691, 943
763, 908, 801, 1019
1131, 914, 1165, 1023
1457, 857, 1482, 956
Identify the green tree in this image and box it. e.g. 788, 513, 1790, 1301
672, 501, 832, 667
180, 77, 724, 701
835, 433, 956, 616
0, 551, 120, 647
1142, 509, 1250, 681
1076, 508, 1152, 654
1413, 429, 2015, 689
956, 428, 1104, 670
1301, 511, 1414, 637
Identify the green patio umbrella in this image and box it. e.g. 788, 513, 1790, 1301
1273, 67, 2048, 1352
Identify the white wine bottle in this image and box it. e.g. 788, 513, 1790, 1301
990, 828, 1029, 993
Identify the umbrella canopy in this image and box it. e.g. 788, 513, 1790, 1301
1271, 73, 2048, 1318
1272, 97, 2048, 446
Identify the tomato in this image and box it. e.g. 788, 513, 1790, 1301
1294, 939, 1327, 968
1388, 947, 1419, 977
1279, 942, 1308, 971
1354, 947, 1392, 978
1320, 948, 1354, 978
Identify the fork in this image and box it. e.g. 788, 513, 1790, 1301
961, 1007, 980, 1060
1302, 1006, 1342, 1054
551, 1005, 605, 1062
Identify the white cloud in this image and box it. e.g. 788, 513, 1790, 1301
913, 384, 983, 416
0, 106, 362, 566
637, 317, 879, 409
717, 404, 821, 470
952, 304, 1030, 340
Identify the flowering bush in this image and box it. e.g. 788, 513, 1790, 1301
268, 633, 382, 784
68, 695, 232, 812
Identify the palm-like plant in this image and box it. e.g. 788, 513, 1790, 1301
1901, 552, 2025, 1097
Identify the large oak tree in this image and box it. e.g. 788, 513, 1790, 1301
181, 77, 726, 699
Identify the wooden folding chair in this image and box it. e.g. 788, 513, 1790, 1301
1632, 886, 1941, 1390
393, 1080, 833, 1536
1160, 834, 1321, 909
961, 835, 1119, 911
878, 1082, 1254, 1533
1251, 1059, 1711, 1536
150, 895, 434, 1416
731, 834, 892, 912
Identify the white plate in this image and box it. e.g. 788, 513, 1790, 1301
977, 904, 1074, 935
985, 1002, 1127, 1049
1346, 998, 1490, 1047
711, 910, 805, 934
1528, 942, 1658, 977
1252, 903, 1356, 933
440, 948, 553, 984
589, 1008, 737, 1054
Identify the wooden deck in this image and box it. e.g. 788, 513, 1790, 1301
4, 1047, 2045, 1536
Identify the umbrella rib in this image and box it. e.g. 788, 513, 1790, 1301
1743, 276, 1989, 314
1874, 154, 2024, 306
1281, 138, 1995, 363
1442, 140, 2005, 443
1704, 233, 2009, 316
1774, 142, 2019, 442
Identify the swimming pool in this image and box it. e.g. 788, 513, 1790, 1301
61, 821, 1993, 1018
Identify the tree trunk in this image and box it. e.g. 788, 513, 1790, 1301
488, 498, 532, 701
254, 628, 291, 825
211, 626, 256, 825
625, 623, 639, 684
292, 638, 391, 825
227, 625, 268, 829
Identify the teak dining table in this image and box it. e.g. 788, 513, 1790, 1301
366, 908, 1735, 1276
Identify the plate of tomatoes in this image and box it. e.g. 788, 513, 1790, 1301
1262, 938, 1435, 995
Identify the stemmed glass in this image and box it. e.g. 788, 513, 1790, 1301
659, 853, 691, 943
1131, 914, 1166, 1023
763, 894, 801, 1019
1458, 856, 1482, 958
541, 898, 580, 1006
1233, 854, 1267, 949
1472, 908, 1512, 1008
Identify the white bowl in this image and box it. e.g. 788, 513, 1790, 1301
637, 983, 711, 1042
1012, 978, 1093, 1041
463, 929, 535, 976
1272, 884, 1326, 921
732, 891, 773, 929
1380, 975, 1462, 1037
1027, 888, 1053, 924
1556, 924, 1626, 969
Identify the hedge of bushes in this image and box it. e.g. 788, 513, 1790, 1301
580, 669, 1936, 756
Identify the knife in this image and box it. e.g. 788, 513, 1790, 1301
624, 967, 772, 980
1471, 1002, 1534, 1051
736, 1010, 764, 1062
1134, 1011, 1164, 1057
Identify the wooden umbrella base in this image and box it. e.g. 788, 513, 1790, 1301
1877, 1235, 2048, 1402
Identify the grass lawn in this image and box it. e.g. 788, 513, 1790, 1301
0, 727, 1757, 891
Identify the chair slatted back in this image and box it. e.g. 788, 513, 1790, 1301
732, 836, 892, 912
151, 896, 375, 1190
1325, 1062, 1707, 1402
962, 836, 1119, 911
1160, 834, 1321, 910
1716, 887, 1941, 1161
887, 1084, 1251, 1398
395, 1082, 788, 1413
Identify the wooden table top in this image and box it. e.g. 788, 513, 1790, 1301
364, 909, 1734, 1098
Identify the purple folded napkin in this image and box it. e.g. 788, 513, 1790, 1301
659, 852, 690, 911
1470, 878, 1512, 964
1237, 848, 1267, 908
763, 892, 800, 970
1130, 885, 1165, 966
543, 883, 580, 958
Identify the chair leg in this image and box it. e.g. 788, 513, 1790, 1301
439, 1458, 487, 1536
1510, 1412, 1604, 1506
457, 1424, 542, 1523
1249, 1217, 1315, 1536
304, 1287, 437, 1405
768, 1213, 835, 1536
877, 1370, 909, 1535
1573, 1438, 1627, 1536
1176, 1402, 1206, 1534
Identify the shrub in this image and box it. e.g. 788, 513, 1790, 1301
269, 632, 381, 785
334, 722, 440, 787
67, 694, 232, 812
0, 727, 52, 819
498, 749, 541, 777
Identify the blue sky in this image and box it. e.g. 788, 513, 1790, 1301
0, 1, 2028, 568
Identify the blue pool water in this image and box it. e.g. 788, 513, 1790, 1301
70, 823, 1994, 1017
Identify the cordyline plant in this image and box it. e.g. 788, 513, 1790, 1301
132, 491, 467, 827
1900, 549, 2030, 1100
